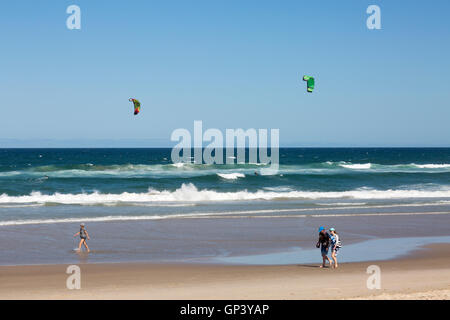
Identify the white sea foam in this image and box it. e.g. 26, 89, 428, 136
217, 173, 245, 180
339, 163, 372, 169
171, 163, 185, 168
317, 202, 368, 206
1, 162, 450, 179
1, 209, 450, 226
0, 213, 209, 226
412, 164, 450, 169
0, 203, 45, 208
263, 186, 294, 192
0, 184, 450, 206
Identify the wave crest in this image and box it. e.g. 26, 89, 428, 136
339, 163, 372, 170
217, 173, 245, 180
1, 183, 450, 205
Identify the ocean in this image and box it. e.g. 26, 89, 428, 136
1, 148, 450, 225
1, 148, 449, 265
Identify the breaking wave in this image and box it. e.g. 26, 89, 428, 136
1, 183, 450, 206
1, 162, 450, 179
217, 173, 245, 180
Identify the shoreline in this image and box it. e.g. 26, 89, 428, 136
4, 234, 450, 268
2, 202, 449, 299
2, 212, 450, 266
1, 243, 449, 299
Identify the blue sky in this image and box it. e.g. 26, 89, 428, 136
0, 0, 449, 147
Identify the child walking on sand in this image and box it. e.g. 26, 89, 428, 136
73, 223, 90, 252
329, 227, 341, 268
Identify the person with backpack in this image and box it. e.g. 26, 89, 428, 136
316, 226, 332, 268
329, 227, 342, 268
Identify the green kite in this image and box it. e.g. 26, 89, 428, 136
303, 76, 315, 93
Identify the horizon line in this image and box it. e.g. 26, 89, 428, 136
1, 146, 450, 149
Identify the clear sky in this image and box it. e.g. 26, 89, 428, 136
0, 0, 449, 147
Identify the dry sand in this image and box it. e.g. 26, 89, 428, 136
0, 243, 449, 300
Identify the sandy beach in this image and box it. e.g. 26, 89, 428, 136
1, 243, 449, 300
2, 0, 449, 307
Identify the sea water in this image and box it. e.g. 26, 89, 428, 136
0, 148, 449, 265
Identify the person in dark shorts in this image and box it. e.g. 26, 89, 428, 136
73, 223, 90, 252
316, 226, 332, 268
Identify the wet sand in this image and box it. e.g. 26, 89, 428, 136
2, 212, 450, 266
1, 243, 449, 300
